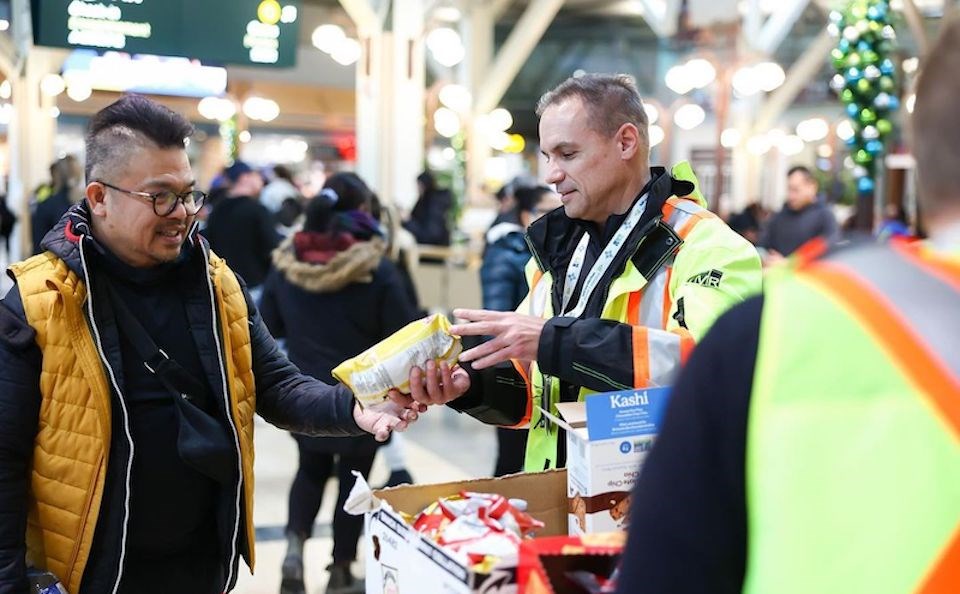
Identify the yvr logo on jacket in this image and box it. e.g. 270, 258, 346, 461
687, 269, 723, 288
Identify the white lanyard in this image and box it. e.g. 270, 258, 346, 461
560, 193, 649, 318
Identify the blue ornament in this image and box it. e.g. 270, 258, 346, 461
858, 41, 871, 53
846, 135, 858, 147
887, 95, 900, 110
846, 67, 863, 82
847, 103, 860, 117
840, 39, 851, 52
866, 140, 884, 155
858, 177, 875, 193
880, 59, 895, 75
829, 10, 843, 24
867, 5, 886, 20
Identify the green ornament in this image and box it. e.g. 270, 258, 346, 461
851, 4, 867, 19
868, 20, 882, 34
846, 53, 862, 67
856, 78, 872, 94
862, 50, 879, 64
841, 89, 855, 103
876, 118, 893, 136
879, 76, 895, 92
860, 108, 878, 124
855, 149, 873, 164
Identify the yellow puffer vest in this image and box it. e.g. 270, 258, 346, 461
10, 248, 257, 594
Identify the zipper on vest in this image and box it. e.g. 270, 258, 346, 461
201, 248, 245, 593
524, 233, 548, 274
65, 450, 104, 589
77, 239, 136, 594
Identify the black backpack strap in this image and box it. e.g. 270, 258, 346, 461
101, 279, 208, 404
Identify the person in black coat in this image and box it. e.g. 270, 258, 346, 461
32, 155, 81, 255
259, 172, 419, 594
402, 170, 452, 246
202, 161, 280, 293
480, 185, 560, 476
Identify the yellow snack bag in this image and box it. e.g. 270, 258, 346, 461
333, 313, 462, 408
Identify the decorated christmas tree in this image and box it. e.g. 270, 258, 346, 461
828, 0, 900, 197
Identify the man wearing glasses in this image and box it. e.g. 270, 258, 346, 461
0, 95, 421, 594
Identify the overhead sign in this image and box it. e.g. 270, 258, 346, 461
62, 50, 228, 98
32, 0, 301, 68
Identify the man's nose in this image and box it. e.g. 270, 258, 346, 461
545, 165, 564, 185
167, 199, 189, 220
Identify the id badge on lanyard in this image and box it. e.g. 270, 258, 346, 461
560, 193, 648, 318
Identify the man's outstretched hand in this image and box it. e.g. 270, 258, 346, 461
449, 308, 545, 369
353, 399, 424, 442
388, 360, 471, 408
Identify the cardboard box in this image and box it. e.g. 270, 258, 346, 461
540, 387, 671, 535
353, 469, 568, 594
518, 532, 625, 594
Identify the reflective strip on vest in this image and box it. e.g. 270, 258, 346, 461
746, 244, 960, 594
522, 196, 710, 471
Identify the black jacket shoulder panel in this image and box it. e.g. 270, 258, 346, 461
0, 285, 35, 351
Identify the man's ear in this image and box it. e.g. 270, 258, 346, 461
617, 123, 641, 160
86, 182, 107, 217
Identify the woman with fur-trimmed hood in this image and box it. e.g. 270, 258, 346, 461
259, 172, 419, 594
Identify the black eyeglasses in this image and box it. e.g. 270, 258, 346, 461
96, 180, 206, 217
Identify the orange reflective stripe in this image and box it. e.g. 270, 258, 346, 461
806, 261, 960, 592
627, 291, 641, 326
632, 326, 650, 388
506, 358, 533, 428
894, 242, 960, 293
531, 269, 544, 290
919, 527, 960, 594
661, 266, 674, 328
676, 210, 713, 240
660, 199, 678, 223
674, 328, 695, 364
792, 236, 830, 267
807, 263, 960, 435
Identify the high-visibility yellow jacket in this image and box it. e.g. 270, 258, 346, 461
451, 165, 763, 471
745, 240, 960, 594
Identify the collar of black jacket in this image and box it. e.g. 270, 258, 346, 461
525, 167, 694, 274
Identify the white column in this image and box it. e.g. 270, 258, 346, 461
387, 0, 425, 211
352, 0, 424, 211
461, 2, 495, 205
9, 48, 59, 259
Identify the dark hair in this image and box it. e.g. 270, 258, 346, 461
304, 172, 373, 232
514, 185, 554, 214
536, 73, 648, 141
787, 165, 815, 181
912, 12, 960, 216
273, 164, 295, 183
85, 94, 194, 182
417, 171, 436, 194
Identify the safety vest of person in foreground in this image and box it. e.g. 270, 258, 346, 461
745, 239, 960, 594
519, 163, 763, 471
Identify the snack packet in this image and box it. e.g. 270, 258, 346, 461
410, 491, 546, 572
333, 313, 462, 407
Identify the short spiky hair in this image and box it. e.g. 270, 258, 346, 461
536, 73, 648, 142
85, 94, 194, 182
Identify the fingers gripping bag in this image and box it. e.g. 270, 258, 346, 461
333, 313, 462, 408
